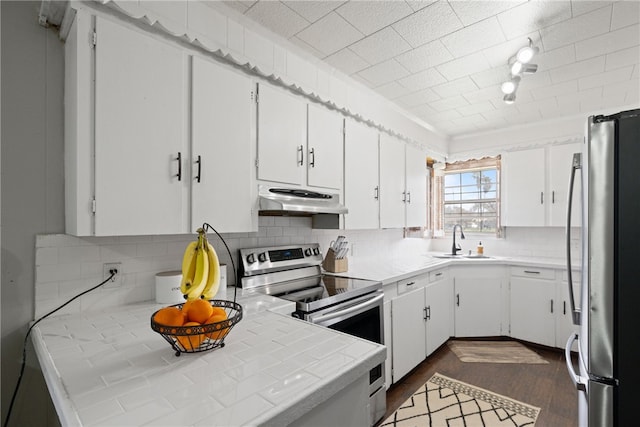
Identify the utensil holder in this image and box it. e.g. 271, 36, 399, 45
323, 248, 348, 273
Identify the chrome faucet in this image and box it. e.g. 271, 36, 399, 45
451, 224, 465, 255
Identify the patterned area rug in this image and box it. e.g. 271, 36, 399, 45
381, 373, 540, 427
448, 340, 549, 364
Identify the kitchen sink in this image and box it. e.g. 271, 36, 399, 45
463, 255, 493, 259
432, 254, 462, 258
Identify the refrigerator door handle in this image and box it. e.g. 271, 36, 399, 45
566, 152, 582, 326
565, 333, 587, 392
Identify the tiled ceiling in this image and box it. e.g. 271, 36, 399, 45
217, 0, 640, 138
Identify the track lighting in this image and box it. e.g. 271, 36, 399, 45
501, 76, 520, 95
511, 61, 538, 76
501, 38, 539, 104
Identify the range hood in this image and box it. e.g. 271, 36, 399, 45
258, 185, 348, 215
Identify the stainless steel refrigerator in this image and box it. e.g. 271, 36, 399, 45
565, 108, 640, 426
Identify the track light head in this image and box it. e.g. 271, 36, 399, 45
501, 76, 521, 95
511, 62, 538, 76
503, 93, 516, 104
516, 37, 539, 63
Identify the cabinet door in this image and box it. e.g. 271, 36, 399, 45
391, 287, 426, 382
425, 278, 453, 356
379, 134, 405, 229
454, 278, 502, 337
405, 145, 427, 228
556, 272, 581, 350
94, 17, 187, 235
548, 143, 582, 227
257, 83, 306, 185
510, 277, 556, 347
344, 120, 379, 229
383, 300, 393, 388
191, 56, 256, 233
503, 148, 545, 227
307, 104, 344, 190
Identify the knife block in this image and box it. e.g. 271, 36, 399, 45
323, 248, 348, 273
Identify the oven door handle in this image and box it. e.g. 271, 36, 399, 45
308, 292, 383, 325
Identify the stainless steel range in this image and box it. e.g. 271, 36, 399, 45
238, 243, 386, 426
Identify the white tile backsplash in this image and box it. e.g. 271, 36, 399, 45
34, 218, 572, 318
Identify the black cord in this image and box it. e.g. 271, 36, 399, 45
202, 222, 237, 303
3, 273, 116, 427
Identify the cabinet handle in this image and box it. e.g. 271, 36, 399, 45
195, 155, 202, 183
524, 270, 540, 274
402, 191, 406, 203
540, 191, 544, 204
435, 272, 443, 277
407, 191, 411, 204
551, 299, 554, 314
423, 307, 428, 321
374, 186, 379, 200
456, 294, 460, 307
176, 152, 182, 181
406, 281, 415, 286
563, 301, 566, 315
297, 145, 304, 166
309, 147, 315, 168
426, 306, 431, 320
552, 190, 555, 204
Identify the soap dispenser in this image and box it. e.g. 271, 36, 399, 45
477, 241, 484, 255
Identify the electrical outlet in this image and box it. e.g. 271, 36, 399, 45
103, 262, 122, 288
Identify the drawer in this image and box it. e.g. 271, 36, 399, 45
397, 274, 427, 295
510, 266, 555, 280
429, 268, 448, 283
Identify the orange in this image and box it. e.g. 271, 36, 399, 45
205, 310, 228, 340
176, 321, 205, 350
180, 300, 195, 322
153, 307, 185, 334
186, 299, 214, 324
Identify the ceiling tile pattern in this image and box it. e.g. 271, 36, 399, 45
216, 0, 640, 137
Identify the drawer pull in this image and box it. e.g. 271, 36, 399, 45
406, 281, 415, 286
524, 270, 540, 274
435, 272, 443, 277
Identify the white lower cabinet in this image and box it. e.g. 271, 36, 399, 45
509, 267, 581, 350
391, 278, 427, 382
389, 270, 452, 383
510, 268, 556, 347
453, 266, 506, 337
425, 269, 454, 356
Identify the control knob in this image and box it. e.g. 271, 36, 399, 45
304, 248, 312, 257
246, 253, 256, 264
312, 248, 320, 256
258, 252, 267, 263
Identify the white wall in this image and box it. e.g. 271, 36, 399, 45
34, 217, 430, 317
1, 2, 63, 426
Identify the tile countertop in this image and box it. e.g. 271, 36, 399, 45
31, 292, 386, 427
331, 253, 572, 285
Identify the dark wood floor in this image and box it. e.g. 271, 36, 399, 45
379, 338, 578, 426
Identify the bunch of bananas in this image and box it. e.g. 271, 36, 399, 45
179, 228, 221, 301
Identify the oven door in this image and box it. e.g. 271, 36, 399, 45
305, 290, 385, 391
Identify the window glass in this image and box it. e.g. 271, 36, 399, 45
443, 167, 499, 234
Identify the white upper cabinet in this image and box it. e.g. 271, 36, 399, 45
548, 143, 582, 227
503, 148, 546, 227
503, 142, 582, 227
379, 136, 428, 229
94, 16, 188, 236
191, 56, 256, 233
307, 104, 344, 190
405, 144, 428, 228
379, 134, 406, 228
256, 83, 307, 185
65, 12, 256, 236
344, 120, 379, 230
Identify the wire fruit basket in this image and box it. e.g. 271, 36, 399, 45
151, 299, 242, 356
